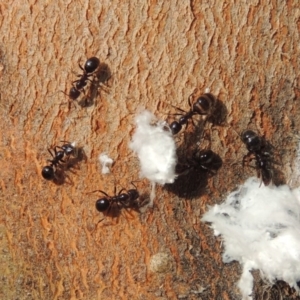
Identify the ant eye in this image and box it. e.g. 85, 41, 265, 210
95, 198, 110, 212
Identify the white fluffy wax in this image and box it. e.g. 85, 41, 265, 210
129, 110, 177, 184
202, 177, 300, 299
98, 153, 113, 174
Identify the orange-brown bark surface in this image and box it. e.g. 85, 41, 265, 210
0, 1, 299, 299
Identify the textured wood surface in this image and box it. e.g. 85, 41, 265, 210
0, 1, 299, 299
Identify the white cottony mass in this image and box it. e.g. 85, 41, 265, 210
98, 153, 114, 174
129, 110, 177, 185
202, 177, 300, 299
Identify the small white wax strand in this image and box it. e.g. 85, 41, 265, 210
98, 153, 114, 174
148, 181, 156, 207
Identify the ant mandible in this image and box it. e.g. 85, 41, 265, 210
241, 130, 273, 186
41, 141, 76, 180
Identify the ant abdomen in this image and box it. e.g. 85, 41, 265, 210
96, 198, 110, 212
192, 93, 216, 116
41, 165, 55, 180
84, 57, 100, 73
170, 121, 182, 135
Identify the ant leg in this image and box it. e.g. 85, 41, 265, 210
118, 188, 126, 195
53, 146, 61, 153
242, 153, 254, 168
60, 140, 72, 145
170, 104, 186, 113
78, 63, 84, 72
86, 190, 110, 197
188, 92, 195, 108
47, 148, 55, 158
130, 181, 140, 190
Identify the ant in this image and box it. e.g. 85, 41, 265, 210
169, 92, 216, 135
89, 183, 139, 216
176, 149, 222, 175
41, 141, 76, 180
241, 130, 274, 186
62, 57, 100, 101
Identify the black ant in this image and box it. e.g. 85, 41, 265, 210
176, 149, 222, 175
169, 92, 216, 135
241, 130, 273, 186
62, 57, 100, 101
89, 183, 139, 216
73, 57, 100, 92
41, 141, 76, 180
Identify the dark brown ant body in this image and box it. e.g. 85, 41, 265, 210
41, 142, 76, 180
63, 57, 100, 101
176, 149, 222, 175
241, 130, 273, 186
91, 184, 139, 215
169, 92, 216, 135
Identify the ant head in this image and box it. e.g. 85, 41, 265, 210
42, 165, 55, 180
95, 198, 110, 212
128, 189, 139, 201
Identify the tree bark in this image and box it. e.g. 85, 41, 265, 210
0, 1, 299, 299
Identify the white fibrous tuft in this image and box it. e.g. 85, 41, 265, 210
202, 177, 300, 300
129, 110, 177, 184
98, 153, 114, 174
289, 138, 300, 188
